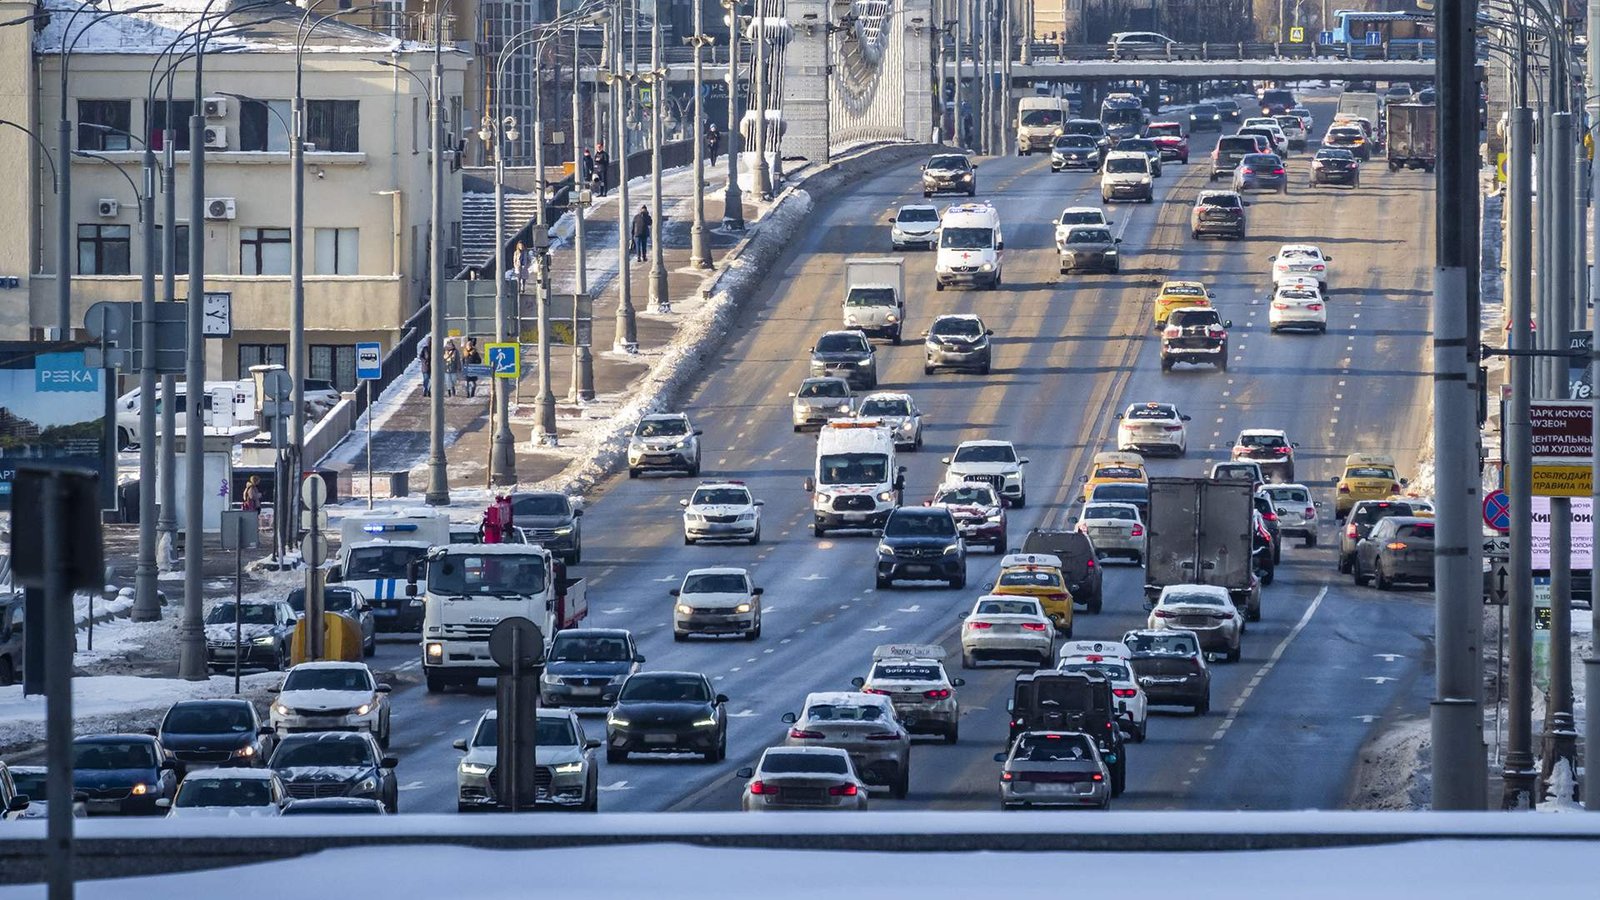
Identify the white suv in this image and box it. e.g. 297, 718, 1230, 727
681, 481, 763, 545
942, 440, 1029, 507
1100, 151, 1154, 203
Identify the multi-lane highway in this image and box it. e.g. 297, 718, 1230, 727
371, 94, 1438, 813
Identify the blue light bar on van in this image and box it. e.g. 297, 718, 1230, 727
363, 523, 419, 533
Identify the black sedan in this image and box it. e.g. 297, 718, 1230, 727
875, 506, 968, 589
269, 731, 399, 813
1310, 148, 1360, 187
158, 699, 275, 769
1057, 226, 1122, 275
1050, 134, 1103, 171
203, 600, 296, 672
71, 734, 179, 816
606, 671, 728, 763
281, 797, 390, 815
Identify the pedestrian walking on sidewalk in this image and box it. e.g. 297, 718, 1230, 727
462, 338, 483, 398
241, 475, 262, 512
418, 338, 433, 397
631, 205, 652, 262
706, 123, 721, 166
443, 339, 461, 397
582, 148, 595, 185
594, 144, 611, 196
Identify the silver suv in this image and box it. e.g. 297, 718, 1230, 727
627, 413, 703, 478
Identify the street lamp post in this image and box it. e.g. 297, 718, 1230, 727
722, 0, 745, 230
570, 18, 596, 400
752, 0, 772, 199
531, 40, 558, 446
480, 93, 522, 476
687, 0, 714, 269
610, 0, 639, 352
647, 10, 670, 313
427, 6, 450, 505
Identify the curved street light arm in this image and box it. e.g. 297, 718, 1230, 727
72, 149, 144, 220
0, 119, 59, 191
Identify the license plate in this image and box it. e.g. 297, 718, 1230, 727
645, 733, 676, 744
903, 565, 931, 575
87, 799, 122, 812
1034, 782, 1076, 793
571, 686, 602, 696
372, 607, 398, 616
841, 512, 867, 521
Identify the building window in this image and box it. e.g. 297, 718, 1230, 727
314, 227, 359, 275
238, 99, 292, 152
239, 227, 292, 276
237, 343, 287, 376
145, 100, 193, 151
311, 345, 357, 392
78, 100, 131, 150
306, 100, 359, 152
155, 224, 190, 276
77, 225, 131, 275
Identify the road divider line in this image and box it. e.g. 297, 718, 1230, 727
1210, 585, 1328, 745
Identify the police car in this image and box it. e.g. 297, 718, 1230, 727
679, 481, 763, 545
851, 644, 964, 743
1056, 641, 1147, 742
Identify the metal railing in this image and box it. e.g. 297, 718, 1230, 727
1014, 40, 1437, 62
306, 302, 431, 468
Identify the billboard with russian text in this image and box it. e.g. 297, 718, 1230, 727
0, 343, 108, 510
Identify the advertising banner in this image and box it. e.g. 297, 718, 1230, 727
0, 343, 108, 510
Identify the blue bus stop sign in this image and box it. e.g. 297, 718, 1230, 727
356, 342, 382, 381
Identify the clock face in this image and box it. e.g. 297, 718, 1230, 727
202, 292, 231, 337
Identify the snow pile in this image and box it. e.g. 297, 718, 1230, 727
0, 674, 279, 755
1351, 716, 1432, 810
1538, 760, 1583, 811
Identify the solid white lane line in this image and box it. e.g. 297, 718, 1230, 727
1209, 585, 1328, 745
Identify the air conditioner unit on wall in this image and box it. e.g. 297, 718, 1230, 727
202, 97, 228, 118
96, 199, 119, 218
203, 125, 228, 149
205, 197, 236, 220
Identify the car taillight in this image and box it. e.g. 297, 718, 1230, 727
1049, 592, 1071, 604
1092, 772, 1105, 781
1154, 609, 1176, 618
1163, 325, 1180, 338
829, 783, 859, 796
924, 688, 952, 700
1386, 542, 1408, 551
860, 687, 890, 695
969, 621, 993, 629
1272, 302, 1289, 310
1076, 522, 1088, 533
1132, 524, 1144, 537
788, 728, 825, 740
1085, 558, 1096, 568
865, 732, 902, 741
1213, 610, 1236, 620
1276, 446, 1291, 454
1273, 168, 1285, 175
1113, 688, 1138, 698
1338, 484, 1351, 494
1242, 167, 1254, 174
1308, 303, 1323, 311
1346, 526, 1359, 539
1001, 770, 1014, 782
749, 780, 776, 794
1021, 622, 1048, 632
1264, 512, 1278, 522
1305, 506, 1317, 519
1164, 425, 1184, 432
1312, 264, 1325, 271
1390, 483, 1402, 493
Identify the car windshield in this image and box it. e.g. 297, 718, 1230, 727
619, 675, 711, 703
805, 703, 884, 722
1317, 149, 1355, 160
1263, 90, 1294, 105
1170, 309, 1220, 327
1020, 109, 1062, 126
798, 380, 848, 398
205, 603, 276, 626
1102, 108, 1143, 127
1214, 465, 1259, 479
1147, 124, 1181, 136
928, 155, 968, 170
1266, 487, 1311, 504
1279, 248, 1320, 260
692, 488, 749, 506
1059, 210, 1102, 226
1329, 128, 1362, 141
549, 634, 631, 662
343, 545, 427, 580
954, 444, 1017, 463
935, 485, 996, 505
273, 737, 373, 768
998, 570, 1060, 587
1199, 194, 1241, 208
73, 742, 158, 769
1354, 504, 1413, 525
1127, 405, 1175, 420
285, 589, 357, 615
1165, 591, 1225, 607
1239, 433, 1287, 448
1061, 661, 1131, 680
871, 663, 941, 681
931, 318, 984, 338
282, 667, 373, 692
884, 512, 956, 538
1094, 484, 1148, 503
1119, 139, 1156, 152
1062, 121, 1103, 136
940, 227, 993, 250
1279, 290, 1319, 301
1162, 284, 1205, 297
816, 333, 868, 353
761, 752, 849, 775
1194, 105, 1218, 114
1015, 733, 1095, 761
636, 418, 688, 437
818, 452, 888, 485
897, 207, 939, 223
859, 397, 909, 417
1055, 136, 1096, 149
1104, 156, 1146, 174
1396, 524, 1435, 541
1346, 466, 1397, 480
428, 553, 548, 597
1125, 632, 1197, 655
1067, 228, 1113, 245
470, 716, 579, 747
1085, 504, 1138, 521
1276, 116, 1301, 129
162, 704, 254, 734
682, 573, 748, 594
845, 287, 896, 308
1242, 154, 1279, 167
976, 599, 1041, 616
10, 770, 46, 798
174, 778, 274, 808
511, 494, 569, 517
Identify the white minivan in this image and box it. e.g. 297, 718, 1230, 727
934, 202, 1004, 291
1100, 150, 1155, 203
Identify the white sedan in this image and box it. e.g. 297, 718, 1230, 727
1057, 652, 1149, 742
959, 595, 1055, 668
1269, 244, 1331, 292
1268, 279, 1326, 334
1116, 401, 1190, 457
1148, 584, 1242, 662
1075, 501, 1145, 563
1054, 206, 1112, 251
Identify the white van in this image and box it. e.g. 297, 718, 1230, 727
1100, 150, 1155, 203
114, 381, 254, 449
1015, 96, 1067, 155
934, 202, 1004, 291
804, 420, 905, 537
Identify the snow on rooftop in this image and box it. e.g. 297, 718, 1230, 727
35, 0, 432, 55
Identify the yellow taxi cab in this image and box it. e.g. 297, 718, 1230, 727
1152, 280, 1213, 329
1081, 450, 1147, 503
1334, 452, 1406, 518
1387, 494, 1434, 517
990, 553, 1074, 638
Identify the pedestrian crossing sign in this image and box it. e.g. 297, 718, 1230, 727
1289, 26, 1304, 43
486, 342, 520, 379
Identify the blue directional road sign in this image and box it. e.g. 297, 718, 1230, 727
486, 342, 521, 380
356, 342, 383, 381
1482, 489, 1511, 533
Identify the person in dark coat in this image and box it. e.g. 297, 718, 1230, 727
631, 205, 652, 262
705, 123, 721, 165
593, 144, 611, 195
462, 338, 483, 398
418, 338, 433, 397
581, 148, 595, 184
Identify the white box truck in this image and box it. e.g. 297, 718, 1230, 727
843, 257, 907, 344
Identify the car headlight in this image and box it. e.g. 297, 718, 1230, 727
676, 603, 693, 615
252, 635, 275, 645
846, 314, 859, 324
232, 745, 256, 758
943, 543, 963, 556
274, 704, 292, 717
355, 703, 373, 716
426, 642, 443, 660
885, 314, 898, 323
857, 359, 871, 366
737, 513, 756, 521
900, 421, 915, 432
836, 404, 851, 412
684, 513, 704, 523
979, 262, 994, 272
1213, 114, 1220, 119
541, 670, 561, 683
876, 490, 895, 502
1105, 249, 1118, 255
672, 440, 689, 449
461, 761, 491, 776
131, 783, 149, 796
692, 718, 719, 728
607, 716, 631, 728
356, 777, 378, 792
553, 762, 584, 775
735, 603, 752, 613
960, 173, 972, 180
552, 526, 573, 535
877, 542, 895, 557
987, 512, 1004, 522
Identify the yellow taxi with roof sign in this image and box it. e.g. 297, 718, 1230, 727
1153, 280, 1213, 328
989, 553, 1074, 637
1334, 452, 1406, 518
1081, 450, 1147, 503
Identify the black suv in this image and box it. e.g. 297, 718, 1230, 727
1020, 528, 1104, 613
1252, 493, 1283, 563
1161, 307, 1232, 371
1122, 628, 1211, 714
809, 330, 878, 390
1060, 118, 1111, 156
1190, 190, 1248, 240
510, 491, 583, 564
923, 314, 993, 375
1210, 135, 1264, 181
1008, 671, 1127, 795
876, 507, 967, 589
1311, 148, 1360, 187
540, 628, 644, 708
1259, 88, 1296, 115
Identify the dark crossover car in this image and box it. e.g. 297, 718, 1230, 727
1050, 134, 1103, 171
1354, 516, 1436, 590
809, 330, 879, 390
1021, 528, 1104, 614
1115, 137, 1164, 176
285, 586, 375, 657
269, 731, 399, 812
71, 734, 180, 816
1232, 153, 1288, 193
1324, 125, 1371, 160
509, 491, 583, 564
1123, 628, 1211, 713
606, 671, 728, 763
1253, 493, 1284, 563
203, 600, 296, 672
923, 314, 993, 375
1160, 307, 1232, 371
921, 153, 977, 197
1189, 103, 1223, 131
281, 797, 389, 815
1210, 135, 1264, 181
1311, 148, 1360, 187
1057, 226, 1122, 275
996, 730, 1114, 810
1061, 118, 1112, 156
540, 628, 644, 708
875, 506, 968, 589
1338, 499, 1419, 574
158, 699, 275, 769
1190, 190, 1248, 240
1213, 98, 1242, 121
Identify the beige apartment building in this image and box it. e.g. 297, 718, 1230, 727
1, 0, 467, 391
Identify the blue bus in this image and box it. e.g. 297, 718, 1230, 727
1324, 9, 1435, 50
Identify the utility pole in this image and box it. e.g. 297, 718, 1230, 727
158, 95, 177, 577
753, 0, 772, 200
571, 19, 596, 401
722, 0, 745, 229
954, 0, 965, 150
614, 0, 639, 352
533, 38, 558, 447
179, 46, 209, 682
999, 0, 1012, 156
648, 12, 670, 313
426, 13, 451, 505
1430, 0, 1486, 812
488, 69, 520, 478
133, 128, 159, 624
688, 0, 713, 269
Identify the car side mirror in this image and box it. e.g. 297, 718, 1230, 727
940, 457, 951, 465
267, 686, 280, 694
787, 392, 797, 398
1020, 457, 1030, 464
382, 756, 399, 769
159, 761, 177, 772
327, 565, 343, 583
1323, 256, 1332, 261
993, 752, 1008, 763
1223, 320, 1233, 328
781, 712, 797, 723
957, 612, 968, 620
6, 796, 29, 812
678, 498, 689, 507
715, 694, 729, 705
1400, 478, 1410, 486
258, 726, 274, 737
669, 588, 680, 597
573, 509, 584, 517
1115, 238, 1123, 244
952, 677, 966, 687
996, 241, 1005, 250
803, 476, 815, 493
736, 767, 755, 779
144, 727, 158, 737
584, 739, 601, 751
453, 739, 468, 751
1180, 415, 1192, 422
752, 587, 765, 596
983, 582, 995, 591
154, 798, 171, 809
375, 684, 392, 693
1243, 201, 1252, 207
1267, 255, 1276, 260
1067, 517, 1079, 527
